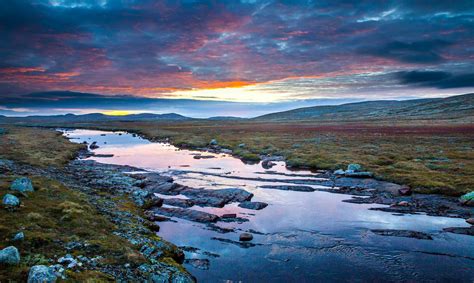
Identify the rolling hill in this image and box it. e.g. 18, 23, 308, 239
255, 93, 474, 122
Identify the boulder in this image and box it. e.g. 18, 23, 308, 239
238, 201, 268, 210
466, 218, 474, 225
459, 192, 474, 206
209, 139, 218, 146
238, 143, 246, 148
27, 265, 57, 283
0, 246, 20, 265
10, 177, 34, 193
13, 232, 24, 241
2, 194, 20, 207
347, 163, 362, 172
398, 186, 412, 196
334, 169, 345, 175
239, 233, 253, 241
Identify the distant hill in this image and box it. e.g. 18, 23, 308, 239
0, 112, 191, 123
255, 93, 474, 122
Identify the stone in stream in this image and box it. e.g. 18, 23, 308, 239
221, 213, 237, 218
371, 229, 433, 240
10, 177, 34, 193
347, 163, 362, 172
163, 198, 194, 208
27, 265, 57, 283
443, 226, 474, 236
459, 191, 474, 206
89, 141, 99, 149
238, 201, 268, 210
149, 207, 219, 223
239, 233, 254, 241
466, 218, 474, 225
259, 185, 315, 192
0, 246, 20, 265
141, 196, 164, 209
193, 154, 215, 160
209, 139, 218, 146
184, 258, 210, 270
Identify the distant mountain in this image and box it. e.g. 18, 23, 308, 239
0, 112, 191, 123
255, 93, 474, 122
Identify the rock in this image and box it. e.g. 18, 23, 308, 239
443, 226, 474, 236
185, 258, 210, 270
260, 185, 315, 192
209, 139, 218, 146
371, 229, 433, 240
145, 221, 161, 232
89, 141, 99, 149
221, 213, 237, 218
193, 154, 215, 159
27, 265, 57, 283
220, 149, 233, 154
0, 246, 20, 265
238, 201, 268, 210
466, 218, 474, 225
238, 143, 246, 148
2, 194, 20, 207
334, 169, 346, 175
13, 232, 24, 241
397, 201, 410, 207
10, 177, 34, 193
398, 186, 412, 196
163, 198, 194, 208
347, 163, 362, 172
459, 191, 474, 206
137, 263, 195, 283
58, 254, 80, 269
149, 207, 219, 223
144, 211, 170, 222
344, 171, 373, 178
261, 159, 276, 169
141, 196, 164, 209
239, 233, 253, 241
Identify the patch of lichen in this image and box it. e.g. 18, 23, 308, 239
0, 176, 146, 281
0, 126, 86, 168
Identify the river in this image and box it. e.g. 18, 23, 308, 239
64, 129, 474, 282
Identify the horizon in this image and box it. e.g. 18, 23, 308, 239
1, 1, 474, 116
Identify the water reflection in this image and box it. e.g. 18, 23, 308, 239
64, 129, 474, 282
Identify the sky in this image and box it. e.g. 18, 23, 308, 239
0, 0, 473, 117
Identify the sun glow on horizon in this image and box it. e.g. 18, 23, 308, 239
102, 110, 135, 116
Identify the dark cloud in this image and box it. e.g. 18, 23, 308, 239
360, 40, 453, 64
396, 71, 474, 89
0, 0, 473, 102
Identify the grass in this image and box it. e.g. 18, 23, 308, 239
0, 126, 86, 168
0, 126, 186, 281
0, 175, 145, 281
28, 120, 474, 196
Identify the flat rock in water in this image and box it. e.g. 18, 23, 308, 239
371, 229, 433, 240
443, 226, 474, 236
259, 185, 315, 192
163, 198, 194, 208
149, 207, 219, 223
184, 258, 210, 270
238, 201, 268, 210
0, 246, 20, 265
239, 233, 254, 241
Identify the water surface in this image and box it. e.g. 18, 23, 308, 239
64, 129, 474, 282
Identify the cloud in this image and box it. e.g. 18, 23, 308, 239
0, 0, 473, 103
396, 71, 474, 88
360, 40, 453, 64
